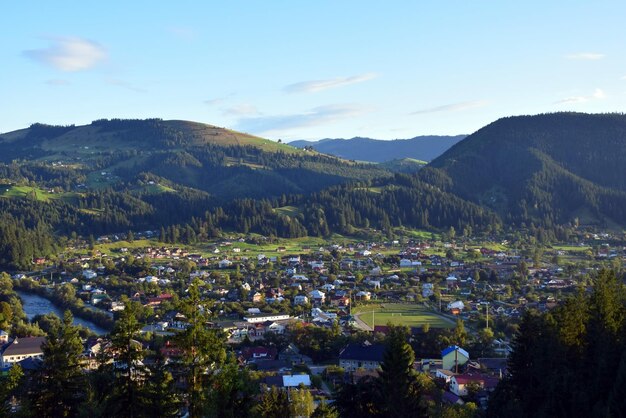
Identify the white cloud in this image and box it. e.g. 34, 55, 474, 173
24, 37, 107, 72
222, 104, 260, 117
411, 100, 487, 115
565, 52, 605, 60
284, 73, 378, 93
554, 88, 606, 104
236, 104, 367, 134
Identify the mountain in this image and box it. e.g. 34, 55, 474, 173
378, 158, 427, 173
422, 112, 626, 227
0, 119, 389, 201
289, 135, 465, 163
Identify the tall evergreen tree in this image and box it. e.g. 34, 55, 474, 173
376, 325, 428, 418
141, 355, 181, 418
31, 310, 85, 418
255, 386, 290, 418
106, 298, 145, 418
176, 278, 226, 418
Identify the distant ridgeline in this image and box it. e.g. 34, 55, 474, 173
0, 114, 625, 267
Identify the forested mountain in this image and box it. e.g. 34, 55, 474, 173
289, 135, 465, 163
422, 113, 626, 228
0, 119, 388, 200
2, 114, 626, 268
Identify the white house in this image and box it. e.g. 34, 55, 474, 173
422, 283, 434, 298
308, 290, 326, 303
82, 270, 97, 280
294, 295, 309, 305
447, 301, 465, 312
219, 259, 233, 268
243, 313, 291, 323
2, 337, 45, 368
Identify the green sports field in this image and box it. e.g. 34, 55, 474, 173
352, 303, 454, 329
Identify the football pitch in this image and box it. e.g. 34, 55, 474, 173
353, 303, 454, 329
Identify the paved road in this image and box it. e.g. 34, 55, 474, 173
352, 313, 374, 331
309, 365, 332, 394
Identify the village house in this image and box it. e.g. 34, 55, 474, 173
339, 343, 386, 372
442, 345, 470, 371
449, 374, 499, 396
1, 336, 46, 368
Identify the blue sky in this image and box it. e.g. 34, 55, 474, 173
2, 1, 626, 140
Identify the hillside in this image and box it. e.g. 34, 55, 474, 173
423, 112, 626, 227
0, 119, 389, 200
289, 135, 465, 162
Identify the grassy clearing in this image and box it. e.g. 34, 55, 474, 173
140, 184, 176, 194
352, 303, 454, 329
552, 245, 591, 253
274, 206, 302, 217
354, 187, 383, 194
0, 185, 80, 202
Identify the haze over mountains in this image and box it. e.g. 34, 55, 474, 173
289, 135, 466, 163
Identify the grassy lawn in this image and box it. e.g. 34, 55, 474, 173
352, 303, 454, 329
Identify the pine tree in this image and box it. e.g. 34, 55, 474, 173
141, 355, 181, 417
376, 325, 428, 418
176, 279, 226, 417
310, 401, 339, 418
31, 310, 85, 418
106, 298, 145, 418
256, 386, 290, 418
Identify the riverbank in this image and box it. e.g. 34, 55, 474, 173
17, 290, 108, 335
14, 281, 114, 333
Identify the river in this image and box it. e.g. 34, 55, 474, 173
17, 291, 108, 335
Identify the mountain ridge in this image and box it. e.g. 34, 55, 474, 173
289, 135, 466, 162
423, 112, 626, 227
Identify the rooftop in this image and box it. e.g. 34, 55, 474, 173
339, 343, 386, 362
3, 337, 46, 357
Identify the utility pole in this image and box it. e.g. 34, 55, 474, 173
486, 302, 490, 330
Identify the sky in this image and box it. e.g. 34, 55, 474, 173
2, 1, 626, 141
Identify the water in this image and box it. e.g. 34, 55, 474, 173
17, 291, 108, 335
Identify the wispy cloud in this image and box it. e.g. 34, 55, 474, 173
204, 97, 226, 106
105, 78, 146, 93
411, 100, 487, 115
222, 104, 260, 117
45, 79, 70, 86
23, 37, 107, 71
284, 73, 377, 93
565, 52, 605, 60
236, 104, 367, 134
554, 88, 606, 104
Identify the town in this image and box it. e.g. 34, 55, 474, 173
1, 227, 624, 416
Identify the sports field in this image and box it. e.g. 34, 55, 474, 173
352, 303, 454, 329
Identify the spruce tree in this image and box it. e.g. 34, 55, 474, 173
31, 310, 85, 418
376, 325, 427, 418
